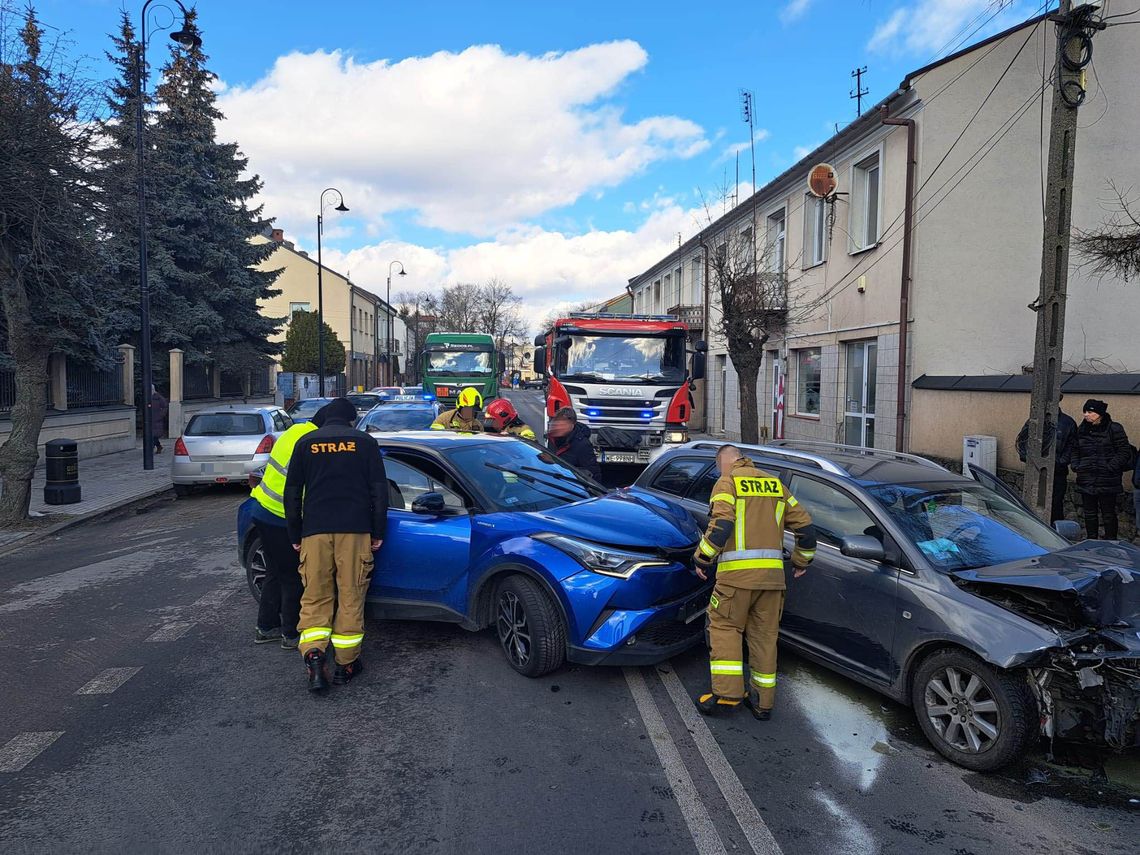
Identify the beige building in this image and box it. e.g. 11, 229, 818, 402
255, 229, 402, 389
630, 12, 1140, 468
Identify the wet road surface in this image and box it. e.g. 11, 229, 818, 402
0, 449, 1137, 852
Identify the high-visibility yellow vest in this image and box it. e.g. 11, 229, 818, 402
252, 422, 318, 518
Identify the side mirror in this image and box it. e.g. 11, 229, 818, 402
366, 424, 379, 433
411, 492, 446, 514
691, 351, 707, 381
695, 339, 708, 353
839, 535, 885, 562
533, 345, 547, 377
533, 334, 545, 348
1054, 519, 1081, 541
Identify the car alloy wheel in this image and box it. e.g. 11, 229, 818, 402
924, 665, 1001, 755
245, 538, 268, 602
497, 590, 532, 669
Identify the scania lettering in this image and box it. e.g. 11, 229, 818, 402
532, 313, 706, 468
422, 333, 501, 409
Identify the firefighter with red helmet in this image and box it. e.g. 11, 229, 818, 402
483, 398, 536, 440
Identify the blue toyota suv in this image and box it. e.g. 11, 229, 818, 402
238, 433, 710, 677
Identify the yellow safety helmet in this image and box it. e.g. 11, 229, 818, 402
457, 387, 483, 409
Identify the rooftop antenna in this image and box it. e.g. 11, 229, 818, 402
850, 66, 869, 117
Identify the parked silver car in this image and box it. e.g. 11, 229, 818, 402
172, 406, 292, 495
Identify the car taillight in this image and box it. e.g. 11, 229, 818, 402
173, 437, 189, 457
255, 434, 275, 455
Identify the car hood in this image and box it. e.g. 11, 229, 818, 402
525, 488, 699, 550
952, 541, 1140, 630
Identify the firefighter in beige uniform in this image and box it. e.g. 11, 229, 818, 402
693, 445, 816, 720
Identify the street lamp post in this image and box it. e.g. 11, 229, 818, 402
316, 188, 348, 396
136, 0, 201, 471
386, 260, 406, 385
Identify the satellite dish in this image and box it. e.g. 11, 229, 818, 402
808, 163, 838, 198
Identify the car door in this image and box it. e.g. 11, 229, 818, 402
371, 453, 473, 619
966, 463, 1039, 516
644, 456, 716, 517
781, 474, 900, 685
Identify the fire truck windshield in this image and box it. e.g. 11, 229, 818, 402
426, 350, 493, 376
560, 334, 685, 384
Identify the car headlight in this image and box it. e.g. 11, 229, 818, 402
666, 430, 689, 443
533, 533, 671, 579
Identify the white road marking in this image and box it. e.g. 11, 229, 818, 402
658, 668, 784, 855
192, 587, 237, 608
75, 667, 142, 695
145, 621, 195, 642
813, 790, 878, 855
623, 667, 726, 855
0, 731, 63, 773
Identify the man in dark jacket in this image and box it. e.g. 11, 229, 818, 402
1070, 399, 1132, 540
546, 406, 602, 480
1016, 396, 1077, 523
284, 397, 388, 693
150, 386, 168, 454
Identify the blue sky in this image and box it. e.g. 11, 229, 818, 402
31, 0, 1051, 324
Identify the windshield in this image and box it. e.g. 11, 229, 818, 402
446, 441, 595, 511
866, 481, 1069, 571
345, 394, 381, 409
560, 334, 685, 383
359, 407, 436, 432
185, 413, 264, 436
426, 350, 493, 376
288, 399, 325, 417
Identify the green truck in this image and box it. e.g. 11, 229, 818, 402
421, 332, 501, 409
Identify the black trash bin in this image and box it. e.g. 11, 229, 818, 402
44, 438, 81, 505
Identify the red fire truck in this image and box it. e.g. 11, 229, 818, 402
532, 313, 706, 467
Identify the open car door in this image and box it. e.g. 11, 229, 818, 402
966, 463, 1039, 517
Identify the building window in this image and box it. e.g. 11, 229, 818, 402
766, 209, 786, 273
795, 348, 821, 416
289, 302, 310, 316
690, 257, 702, 304
653, 280, 661, 312
850, 152, 881, 252
674, 266, 683, 307
663, 274, 671, 311
803, 194, 827, 267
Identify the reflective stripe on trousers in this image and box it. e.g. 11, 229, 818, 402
330, 633, 364, 648
299, 627, 331, 644
709, 660, 744, 675
751, 671, 777, 688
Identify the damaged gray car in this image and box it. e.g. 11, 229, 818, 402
634, 441, 1140, 772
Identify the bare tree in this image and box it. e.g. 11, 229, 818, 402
0, 8, 105, 521
395, 290, 439, 384
1076, 183, 1140, 281
699, 187, 820, 444
477, 278, 525, 348
435, 283, 481, 332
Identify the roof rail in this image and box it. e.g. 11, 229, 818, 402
567, 312, 679, 322
765, 439, 949, 472
681, 440, 849, 477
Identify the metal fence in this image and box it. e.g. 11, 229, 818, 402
250, 365, 272, 396
67, 358, 123, 409
183, 365, 213, 400
0, 369, 14, 415
220, 371, 246, 398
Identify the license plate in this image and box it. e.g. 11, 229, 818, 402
603, 452, 637, 464
680, 595, 709, 624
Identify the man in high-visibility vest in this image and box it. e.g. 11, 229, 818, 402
250, 405, 325, 648
693, 444, 817, 721
431, 387, 484, 433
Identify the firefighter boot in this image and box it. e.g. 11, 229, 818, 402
744, 695, 772, 722
305, 649, 329, 694
333, 659, 364, 685
696, 693, 742, 716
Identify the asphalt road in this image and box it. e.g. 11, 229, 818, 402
0, 434, 1137, 853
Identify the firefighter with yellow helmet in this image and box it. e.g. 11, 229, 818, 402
693, 444, 817, 721
431, 387, 485, 433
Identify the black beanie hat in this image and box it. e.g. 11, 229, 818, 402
319, 397, 358, 424
1082, 399, 1108, 417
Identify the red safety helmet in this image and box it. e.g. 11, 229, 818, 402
484, 398, 518, 432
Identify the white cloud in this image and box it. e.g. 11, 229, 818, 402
714, 134, 771, 165
780, 0, 814, 24
793, 141, 823, 162
218, 41, 707, 237
867, 1, 1037, 56
321, 204, 703, 333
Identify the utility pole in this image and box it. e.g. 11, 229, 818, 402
1023, 2, 1105, 520
740, 88, 757, 274
850, 66, 868, 117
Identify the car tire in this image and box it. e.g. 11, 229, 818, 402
495, 575, 565, 678
173, 484, 193, 498
911, 648, 1036, 772
244, 534, 267, 603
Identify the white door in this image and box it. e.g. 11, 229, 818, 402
844, 341, 877, 447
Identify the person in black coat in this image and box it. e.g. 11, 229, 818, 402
1070, 399, 1132, 539
546, 406, 602, 481
1016, 395, 1077, 523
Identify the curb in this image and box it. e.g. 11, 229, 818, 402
0, 484, 174, 558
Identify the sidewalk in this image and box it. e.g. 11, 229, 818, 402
0, 444, 171, 549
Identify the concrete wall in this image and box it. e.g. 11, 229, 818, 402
910, 19, 1140, 377
0, 406, 136, 460
910, 389, 1140, 471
